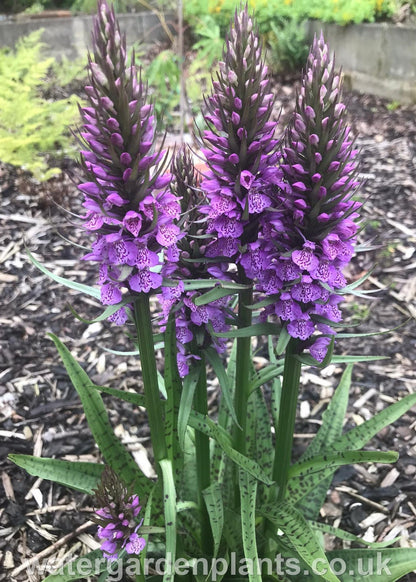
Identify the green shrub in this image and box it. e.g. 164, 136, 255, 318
0, 30, 79, 181
1, 0, 73, 13
184, 0, 396, 29
267, 16, 309, 74
70, 0, 138, 13
145, 48, 181, 128
186, 15, 223, 104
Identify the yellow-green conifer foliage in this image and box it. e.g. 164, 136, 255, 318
0, 30, 79, 181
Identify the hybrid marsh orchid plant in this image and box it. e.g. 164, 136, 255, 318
11, 2, 416, 581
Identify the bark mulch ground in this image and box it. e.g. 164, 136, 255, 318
1, 81, 416, 581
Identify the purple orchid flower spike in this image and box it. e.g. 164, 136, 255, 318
265, 32, 362, 359
199, 4, 286, 271
92, 466, 145, 562
78, 0, 181, 323
160, 147, 231, 377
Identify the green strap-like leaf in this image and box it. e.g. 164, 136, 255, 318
204, 347, 240, 428
188, 411, 273, 486
296, 365, 353, 519
310, 521, 399, 549
210, 341, 237, 503
49, 334, 151, 498
42, 549, 108, 581
159, 459, 177, 582
164, 316, 183, 467
202, 483, 224, 559
275, 325, 291, 355
330, 392, 416, 453
140, 483, 157, 564
193, 286, 234, 306
239, 469, 262, 582
94, 385, 146, 407
290, 450, 398, 479
67, 297, 133, 324
212, 322, 282, 339
246, 389, 273, 499
288, 450, 398, 505
326, 548, 416, 581
300, 365, 353, 462
248, 362, 284, 393
27, 249, 100, 299
8, 455, 103, 495
178, 360, 202, 450
261, 502, 340, 582
296, 354, 388, 366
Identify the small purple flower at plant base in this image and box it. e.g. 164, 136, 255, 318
259, 33, 362, 360
199, 5, 286, 270
160, 147, 231, 376
78, 0, 182, 323
92, 466, 145, 561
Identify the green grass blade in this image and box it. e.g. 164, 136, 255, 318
8, 455, 103, 494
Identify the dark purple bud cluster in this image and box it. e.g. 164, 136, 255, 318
92, 467, 145, 561
79, 0, 182, 324
242, 33, 361, 359
199, 7, 286, 262
160, 147, 230, 377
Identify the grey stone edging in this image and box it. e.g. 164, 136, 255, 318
0, 12, 172, 60
0, 14, 415, 103
307, 20, 416, 103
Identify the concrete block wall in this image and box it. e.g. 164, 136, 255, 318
307, 21, 416, 104
1, 14, 416, 103
0, 12, 172, 60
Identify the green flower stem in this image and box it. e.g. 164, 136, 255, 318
233, 283, 253, 455
194, 353, 213, 555
272, 337, 302, 502
134, 293, 167, 465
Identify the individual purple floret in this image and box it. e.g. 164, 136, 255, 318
160, 147, 231, 376
199, 5, 286, 267
92, 466, 145, 561
78, 0, 181, 323
258, 33, 361, 359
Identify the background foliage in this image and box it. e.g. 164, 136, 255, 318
0, 29, 78, 180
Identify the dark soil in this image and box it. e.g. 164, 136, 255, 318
1, 81, 416, 581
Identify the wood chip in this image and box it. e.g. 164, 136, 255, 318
353, 387, 378, 409
380, 467, 400, 488
1, 472, 15, 501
